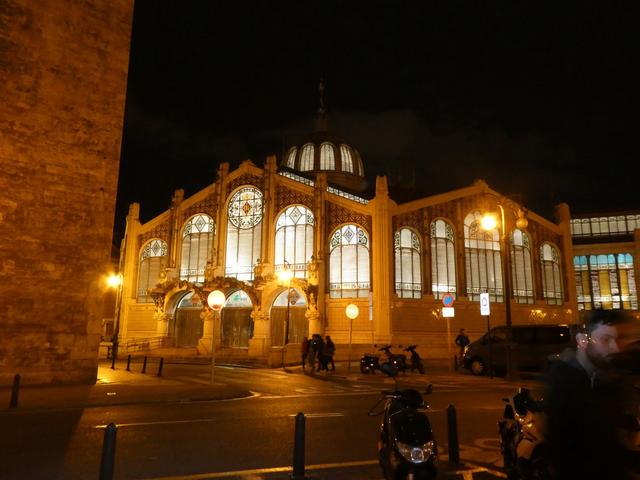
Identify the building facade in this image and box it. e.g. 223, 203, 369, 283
114, 124, 596, 365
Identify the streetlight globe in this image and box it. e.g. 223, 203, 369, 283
277, 268, 293, 282
207, 290, 226, 310
480, 213, 498, 231
345, 303, 360, 320
516, 216, 528, 229
106, 273, 122, 289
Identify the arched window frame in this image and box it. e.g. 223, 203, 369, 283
274, 205, 315, 278
340, 144, 353, 173
464, 211, 504, 302
137, 238, 168, 303
179, 214, 215, 284
286, 147, 297, 168
430, 218, 457, 299
225, 186, 263, 281
540, 243, 563, 305
510, 229, 534, 304
394, 227, 422, 298
300, 143, 314, 171
319, 142, 335, 170
329, 224, 370, 298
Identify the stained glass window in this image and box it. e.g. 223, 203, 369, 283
430, 219, 456, 299
394, 228, 422, 298
510, 229, 534, 304
274, 205, 315, 278
138, 239, 168, 302
340, 145, 353, 173
320, 142, 335, 170
464, 211, 503, 302
180, 214, 214, 284
300, 143, 314, 171
225, 187, 263, 281
541, 243, 563, 305
329, 224, 370, 298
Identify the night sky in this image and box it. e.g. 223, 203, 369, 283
115, 1, 637, 242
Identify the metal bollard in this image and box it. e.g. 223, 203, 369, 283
9, 374, 21, 409
447, 404, 460, 465
126, 355, 131, 372
292, 412, 306, 479
142, 356, 147, 374
157, 358, 164, 377
99, 422, 117, 480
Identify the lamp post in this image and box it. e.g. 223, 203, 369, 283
277, 262, 294, 368
481, 204, 527, 381
106, 273, 123, 368
345, 303, 359, 373
207, 290, 225, 384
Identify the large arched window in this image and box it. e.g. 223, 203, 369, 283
464, 211, 503, 302
541, 243, 563, 305
394, 228, 422, 298
319, 142, 335, 170
329, 224, 370, 298
510, 229, 534, 304
225, 187, 263, 281
138, 239, 168, 302
430, 219, 457, 298
286, 147, 297, 168
180, 214, 214, 284
300, 143, 314, 171
274, 205, 315, 278
340, 144, 353, 173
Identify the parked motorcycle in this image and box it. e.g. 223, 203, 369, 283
404, 345, 425, 374
380, 345, 408, 374
360, 351, 381, 374
369, 385, 438, 480
498, 387, 549, 480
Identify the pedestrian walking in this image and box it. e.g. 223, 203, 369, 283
455, 328, 470, 365
301, 337, 310, 370
325, 335, 335, 371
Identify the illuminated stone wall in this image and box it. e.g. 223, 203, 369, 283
0, 0, 133, 384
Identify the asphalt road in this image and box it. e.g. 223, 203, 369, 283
1, 365, 524, 479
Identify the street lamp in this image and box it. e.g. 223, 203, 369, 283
207, 289, 225, 384
345, 303, 359, 373
106, 273, 123, 369
277, 262, 294, 368
481, 204, 527, 380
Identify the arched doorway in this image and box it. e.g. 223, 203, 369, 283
270, 288, 308, 346
174, 291, 204, 347
221, 289, 253, 348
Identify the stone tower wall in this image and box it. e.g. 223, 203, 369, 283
0, 0, 134, 384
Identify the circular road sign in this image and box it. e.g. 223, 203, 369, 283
442, 293, 455, 307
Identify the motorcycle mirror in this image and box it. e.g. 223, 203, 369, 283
424, 384, 433, 395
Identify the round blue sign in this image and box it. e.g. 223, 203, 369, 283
442, 294, 455, 307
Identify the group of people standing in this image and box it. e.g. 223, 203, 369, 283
301, 334, 335, 372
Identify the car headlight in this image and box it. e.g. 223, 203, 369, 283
396, 440, 436, 463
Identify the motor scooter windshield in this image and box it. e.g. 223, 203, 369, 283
391, 409, 433, 445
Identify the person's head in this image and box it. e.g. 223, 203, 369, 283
576, 310, 621, 368
459, 328, 465, 334
326, 335, 331, 341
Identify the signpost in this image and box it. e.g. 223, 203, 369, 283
442, 294, 455, 370
479, 293, 492, 377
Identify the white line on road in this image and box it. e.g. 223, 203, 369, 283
288, 412, 344, 418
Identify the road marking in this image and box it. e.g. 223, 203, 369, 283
288, 412, 344, 418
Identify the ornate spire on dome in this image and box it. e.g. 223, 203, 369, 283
316, 78, 328, 132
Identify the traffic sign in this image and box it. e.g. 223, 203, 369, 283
442, 307, 455, 317
480, 293, 490, 316
442, 293, 455, 307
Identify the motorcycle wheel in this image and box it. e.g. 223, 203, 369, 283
470, 358, 485, 375
360, 364, 370, 374
416, 362, 425, 374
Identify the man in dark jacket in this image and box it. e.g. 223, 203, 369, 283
545, 310, 628, 480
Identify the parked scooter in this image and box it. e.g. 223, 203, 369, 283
379, 345, 408, 374
369, 384, 438, 480
360, 351, 381, 374
404, 345, 425, 374
498, 387, 549, 480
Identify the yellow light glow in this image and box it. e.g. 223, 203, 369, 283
277, 268, 293, 282
480, 213, 498, 231
106, 274, 122, 288
207, 290, 226, 310
345, 303, 360, 320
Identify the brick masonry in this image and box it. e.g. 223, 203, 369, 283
0, 0, 133, 384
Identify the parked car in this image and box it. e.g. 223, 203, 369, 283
463, 324, 577, 375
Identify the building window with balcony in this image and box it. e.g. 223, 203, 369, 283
274, 205, 315, 278
430, 219, 456, 299
394, 227, 422, 299
541, 243, 563, 305
138, 239, 168, 302
464, 211, 503, 302
511, 229, 534, 304
180, 214, 214, 284
225, 187, 263, 281
329, 224, 370, 298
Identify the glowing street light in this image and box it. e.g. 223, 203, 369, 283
345, 303, 359, 373
207, 289, 225, 384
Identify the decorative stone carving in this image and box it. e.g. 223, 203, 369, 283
275, 185, 313, 213
226, 174, 263, 196
327, 201, 372, 233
